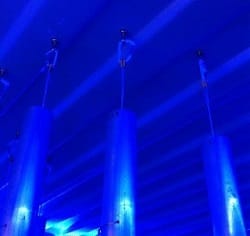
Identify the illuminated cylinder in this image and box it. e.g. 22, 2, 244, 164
203, 136, 246, 236
0, 106, 51, 236
102, 110, 136, 236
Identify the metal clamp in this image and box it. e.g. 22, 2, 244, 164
45, 38, 59, 71
118, 29, 136, 67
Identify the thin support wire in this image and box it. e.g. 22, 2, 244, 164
120, 64, 126, 110
42, 46, 58, 108
198, 55, 215, 137
117, 33, 135, 110
42, 70, 51, 108
203, 86, 215, 137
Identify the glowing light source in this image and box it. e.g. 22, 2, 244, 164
17, 206, 30, 222
0, 0, 45, 60
228, 196, 238, 235
45, 217, 99, 236
229, 196, 238, 207
45, 216, 77, 235
120, 199, 132, 212
66, 228, 99, 236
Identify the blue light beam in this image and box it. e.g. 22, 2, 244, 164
0, 0, 45, 61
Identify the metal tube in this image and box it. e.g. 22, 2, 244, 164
0, 106, 51, 236
102, 109, 136, 236
203, 136, 246, 236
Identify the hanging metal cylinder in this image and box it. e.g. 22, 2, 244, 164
102, 109, 136, 236
203, 136, 246, 236
0, 106, 51, 236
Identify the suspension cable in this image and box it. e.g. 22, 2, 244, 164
118, 30, 135, 110
197, 50, 215, 137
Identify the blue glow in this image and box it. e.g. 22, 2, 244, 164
45, 216, 77, 235
0, 0, 44, 60
120, 198, 132, 212
203, 136, 246, 236
135, 0, 194, 46
119, 198, 134, 231
45, 217, 99, 236
228, 196, 238, 235
0, 107, 51, 236
16, 206, 30, 222
44, 48, 250, 201
102, 110, 136, 236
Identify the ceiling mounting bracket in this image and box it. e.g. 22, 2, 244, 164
45, 38, 59, 71
42, 39, 59, 107
118, 29, 135, 68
